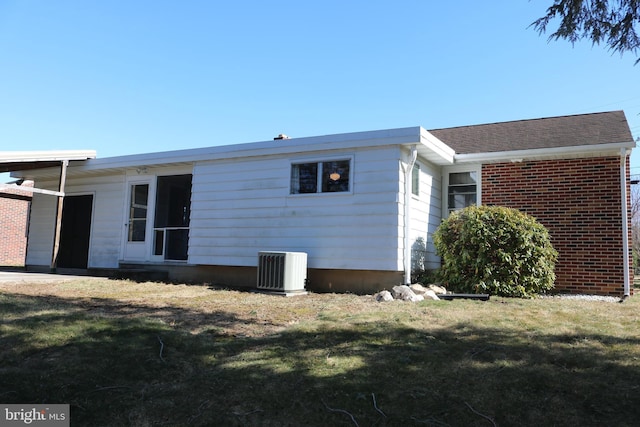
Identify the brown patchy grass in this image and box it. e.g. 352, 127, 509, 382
1, 279, 640, 426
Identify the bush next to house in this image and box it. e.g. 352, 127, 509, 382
433, 205, 558, 297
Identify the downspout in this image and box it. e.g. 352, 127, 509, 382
404, 145, 418, 285
620, 148, 631, 298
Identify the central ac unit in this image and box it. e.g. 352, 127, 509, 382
257, 251, 307, 295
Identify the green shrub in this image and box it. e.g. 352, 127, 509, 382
433, 205, 558, 297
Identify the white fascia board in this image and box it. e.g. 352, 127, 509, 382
0, 150, 96, 162
454, 141, 636, 164
416, 128, 455, 165
67, 127, 425, 172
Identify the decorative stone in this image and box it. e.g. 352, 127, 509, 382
423, 289, 440, 301
426, 284, 447, 295
409, 284, 428, 295
375, 290, 394, 302
392, 285, 422, 302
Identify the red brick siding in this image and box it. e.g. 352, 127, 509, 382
0, 182, 32, 266
482, 157, 632, 296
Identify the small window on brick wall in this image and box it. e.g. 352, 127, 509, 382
448, 171, 477, 213
291, 159, 351, 194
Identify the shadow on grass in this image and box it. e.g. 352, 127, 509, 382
1, 292, 640, 426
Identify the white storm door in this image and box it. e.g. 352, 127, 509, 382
123, 179, 153, 261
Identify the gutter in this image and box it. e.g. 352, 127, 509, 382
620, 148, 631, 297
404, 145, 418, 285
454, 141, 635, 164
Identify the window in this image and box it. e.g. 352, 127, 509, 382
128, 184, 149, 242
411, 164, 420, 196
448, 171, 477, 213
291, 159, 351, 194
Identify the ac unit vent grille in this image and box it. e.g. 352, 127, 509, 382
257, 251, 307, 294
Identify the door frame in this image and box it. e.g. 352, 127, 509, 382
121, 176, 156, 262
58, 192, 95, 269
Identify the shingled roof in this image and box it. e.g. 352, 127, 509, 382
428, 110, 633, 154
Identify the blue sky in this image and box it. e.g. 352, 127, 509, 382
1, 0, 639, 181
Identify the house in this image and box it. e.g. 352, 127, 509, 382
0, 180, 32, 267
1, 111, 635, 296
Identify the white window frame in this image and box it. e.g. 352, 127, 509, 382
442, 164, 482, 218
289, 155, 355, 196
411, 163, 420, 198
121, 166, 193, 263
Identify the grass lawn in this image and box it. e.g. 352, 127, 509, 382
1, 279, 640, 426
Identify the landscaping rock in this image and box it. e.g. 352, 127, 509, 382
426, 284, 447, 295
392, 285, 423, 302
409, 284, 429, 295
375, 290, 394, 302
423, 289, 440, 301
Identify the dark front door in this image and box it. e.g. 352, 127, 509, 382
57, 195, 93, 269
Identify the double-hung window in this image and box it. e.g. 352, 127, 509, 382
290, 159, 351, 194
447, 171, 477, 213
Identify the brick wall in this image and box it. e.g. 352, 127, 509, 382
482, 156, 632, 296
0, 181, 32, 267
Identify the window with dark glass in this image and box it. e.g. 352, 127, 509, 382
290, 163, 318, 193
321, 160, 350, 192
448, 171, 477, 213
291, 159, 350, 194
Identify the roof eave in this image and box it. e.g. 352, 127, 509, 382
412, 128, 455, 165
453, 141, 636, 164
0, 150, 96, 163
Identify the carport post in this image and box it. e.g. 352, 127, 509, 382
50, 160, 69, 271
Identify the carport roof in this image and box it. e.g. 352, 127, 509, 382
0, 150, 96, 174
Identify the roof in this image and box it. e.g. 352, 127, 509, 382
0, 150, 96, 173
3, 111, 635, 180
11, 127, 454, 180
428, 111, 634, 154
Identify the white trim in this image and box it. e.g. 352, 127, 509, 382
288, 154, 355, 196
454, 141, 636, 164
0, 183, 64, 197
121, 176, 156, 262
442, 164, 482, 219
418, 128, 456, 165
66, 128, 423, 173
0, 150, 96, 163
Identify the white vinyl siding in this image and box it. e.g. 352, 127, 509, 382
25, 191, 56, 266
26, 174, 126, 268
189, 147, 403, 271
406, 159, 442, 271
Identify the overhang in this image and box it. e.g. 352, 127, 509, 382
0, 150, 96, 174
453, 141, 636, 164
